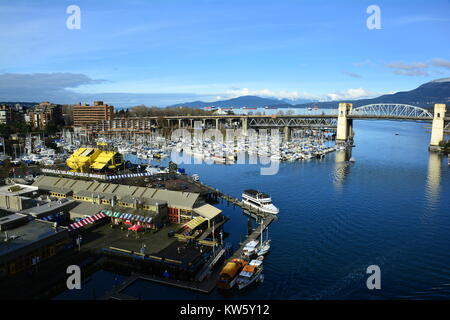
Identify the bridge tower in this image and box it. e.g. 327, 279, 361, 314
336, 103, 353, 143
429, 103, 447, 151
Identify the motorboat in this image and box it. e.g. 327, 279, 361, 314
217, 258, 248, 289
242, 189, 279, 215
242, 240, 259, 258
236, 258, 264, 290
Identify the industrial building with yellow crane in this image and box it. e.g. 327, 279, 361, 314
66, 147, 124, 173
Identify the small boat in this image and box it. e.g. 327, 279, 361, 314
242, 189, 279, 215
217, 258, 248, 289
349, 157, 356, 163
236, 258, 264, 290
256, 239, 271, 256
242, 240, 259, 258
192, 174, 200, 181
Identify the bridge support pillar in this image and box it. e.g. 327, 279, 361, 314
215, 118, 219, 130
429, 103, 446, 151
242, 117, 248, 136
284, 126, 291, 141
336, 103, 353, 143
178, 119, 182, 128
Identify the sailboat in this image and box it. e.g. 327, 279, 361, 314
256, 222, 271, 256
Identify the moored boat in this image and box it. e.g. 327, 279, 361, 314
242, 189, 279, 214
236, 258, 264, 290
217, 258, 248, 289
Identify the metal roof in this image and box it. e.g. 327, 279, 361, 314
34, 175, 201, 210
193, 204, 222, 220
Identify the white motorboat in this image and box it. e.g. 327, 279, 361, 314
242, 240, 259, 258
242, 189, 279, 215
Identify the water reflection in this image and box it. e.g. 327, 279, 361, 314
333, 147, 353, 191
425, 152, 442, 208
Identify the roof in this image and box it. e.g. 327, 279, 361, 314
152, 189, 199, 210
33, 175, 201, 210
69, 201, 107, 217
0, 184, 38, 196
193, 204, 222, 220
119, 195, 165, 206
0, 213, 29, 230
183, 216, 206, 230
0, 219, 68, 258
20, 199, 75, 217
75, 190, 116, 200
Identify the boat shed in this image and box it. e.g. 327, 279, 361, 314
193, 204, 222, 228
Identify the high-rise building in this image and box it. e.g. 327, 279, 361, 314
0, 105, 14, 125
27, 102, 63, 129
72, 101, 114, 127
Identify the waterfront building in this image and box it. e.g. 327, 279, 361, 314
72, 101, 114, 127
32, 175, 207, 228
0, 214, 69, 278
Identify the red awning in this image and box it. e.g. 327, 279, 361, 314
68, 211, 107, 231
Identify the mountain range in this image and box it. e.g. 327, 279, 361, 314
169, 78, 450, 110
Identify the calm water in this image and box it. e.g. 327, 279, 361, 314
57, 120, 450, 300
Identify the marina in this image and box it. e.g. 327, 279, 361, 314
50, 119, 448, 300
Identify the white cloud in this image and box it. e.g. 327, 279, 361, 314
431, 58, 450, 69
387, 61, 430, 77
387, 62, 428, 70
325, 88, 376, 101
222, 88, 318, 101
219, 87, 377, 102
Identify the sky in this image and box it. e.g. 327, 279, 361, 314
0, 0, 449, 107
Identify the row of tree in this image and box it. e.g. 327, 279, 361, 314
115, 105, 214, 117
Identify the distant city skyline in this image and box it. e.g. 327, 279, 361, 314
0, 0, 449, 107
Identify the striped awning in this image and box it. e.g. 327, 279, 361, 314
68, 211, 107, 231
183, 216, 206, 230
104, 210, 153, 224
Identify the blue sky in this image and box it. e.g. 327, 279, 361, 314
0, 0, 449, 107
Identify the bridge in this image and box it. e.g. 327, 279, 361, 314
87, 103, 448, 150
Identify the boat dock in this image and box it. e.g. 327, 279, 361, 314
99, 179, 277, 299
101, 269, 222, 300
190, 179, 277, 263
